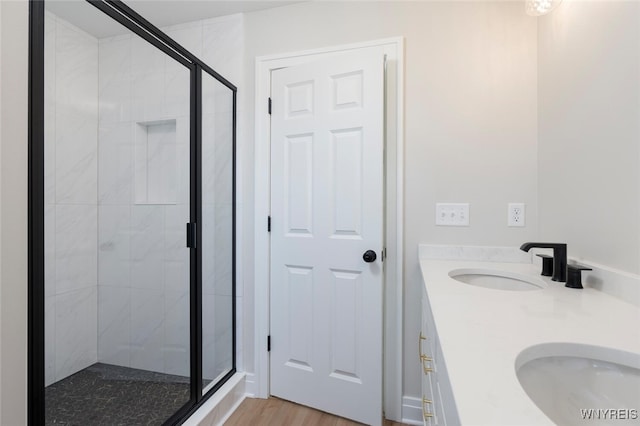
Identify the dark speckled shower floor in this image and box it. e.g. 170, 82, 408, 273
45, 363, 190, 426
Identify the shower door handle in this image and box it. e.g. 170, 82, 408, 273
186, 223, 197, 248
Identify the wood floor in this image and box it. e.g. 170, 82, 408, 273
224, 397, 409, 426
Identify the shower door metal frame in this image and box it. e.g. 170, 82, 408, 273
27, 1, 237, 424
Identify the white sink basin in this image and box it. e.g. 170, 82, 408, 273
516, 343, 640, 425
448, 268, 547, 291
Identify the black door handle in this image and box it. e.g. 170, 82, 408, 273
363, 250, 377, 263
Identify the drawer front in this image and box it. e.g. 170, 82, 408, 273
421, 285, 446, 425
421, 380, 436, 425
419, 331, 435, 375
435, 381, 447, 426
421, 288, 437, 360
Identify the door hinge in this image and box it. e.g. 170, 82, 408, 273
268, 215, 271, 232
267, 335, 271, 352
268, 97, 272, 115
186, 223, 197, 248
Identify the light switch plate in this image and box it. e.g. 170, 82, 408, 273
436, 203, 470, 226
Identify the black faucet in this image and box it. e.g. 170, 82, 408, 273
520, 242, 567, 282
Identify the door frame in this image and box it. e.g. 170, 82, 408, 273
253, 37, 404, 421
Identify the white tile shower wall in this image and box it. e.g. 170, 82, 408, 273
44, 12, 99, 386
44, 13, 55, 385
54, 21, 98, 205
98, 34, 132, 125
98, 123, 134, 205
55, 287, 98, 381
43, 7, 265, 387
164, 281, 190, 376
44, 12, 56, 207
202, 293, 217, 379
96, 14, 242, 377
98, 28, 191, 376
202, 17, 243, 84
130, 287, 165, 372
98, 285, 131, 367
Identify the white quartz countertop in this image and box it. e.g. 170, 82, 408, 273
419, 256, 640, 426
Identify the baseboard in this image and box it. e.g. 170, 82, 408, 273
244, 372, 257, 397
401, 396, 423, 425
216, 393, 246, 426
185, 379, 418, 425
183, 372, 246, 426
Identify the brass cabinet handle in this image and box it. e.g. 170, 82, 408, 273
418, 331, 427, 361
421, 354, 434, 374
422, 396, 434, 420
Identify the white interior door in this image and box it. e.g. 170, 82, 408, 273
269, 49, 385, 426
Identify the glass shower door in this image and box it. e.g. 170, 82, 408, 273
43, 1, 192, 423
201, 70, 235, 393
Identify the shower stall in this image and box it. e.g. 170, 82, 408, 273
28, 1, 236, 424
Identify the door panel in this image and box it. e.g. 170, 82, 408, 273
330, 268, 363, 383
330, 128, 363, 237
285, 264, 315, 371
270, 48, 385, 426
285, 134, 314, 235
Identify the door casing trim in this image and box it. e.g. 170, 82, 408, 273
253, 37, 404, 421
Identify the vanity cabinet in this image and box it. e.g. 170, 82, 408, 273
420, 285, 460, 426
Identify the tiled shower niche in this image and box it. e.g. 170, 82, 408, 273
135, 119, 179, 205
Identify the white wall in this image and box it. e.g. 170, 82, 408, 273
538, 0, 640, 275
44, 12, 99, 386
242, 1, 539, 399
0, 0, 28, 423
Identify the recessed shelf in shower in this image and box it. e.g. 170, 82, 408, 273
135, 119, 178, 205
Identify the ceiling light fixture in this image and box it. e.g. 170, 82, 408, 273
525, 0, 563, 16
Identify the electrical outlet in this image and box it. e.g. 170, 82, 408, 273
508, 203, 526, 227
436, 203, 470, 226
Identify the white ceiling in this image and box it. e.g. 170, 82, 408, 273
46, 0, 300, 38
127, 0, 300, 28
